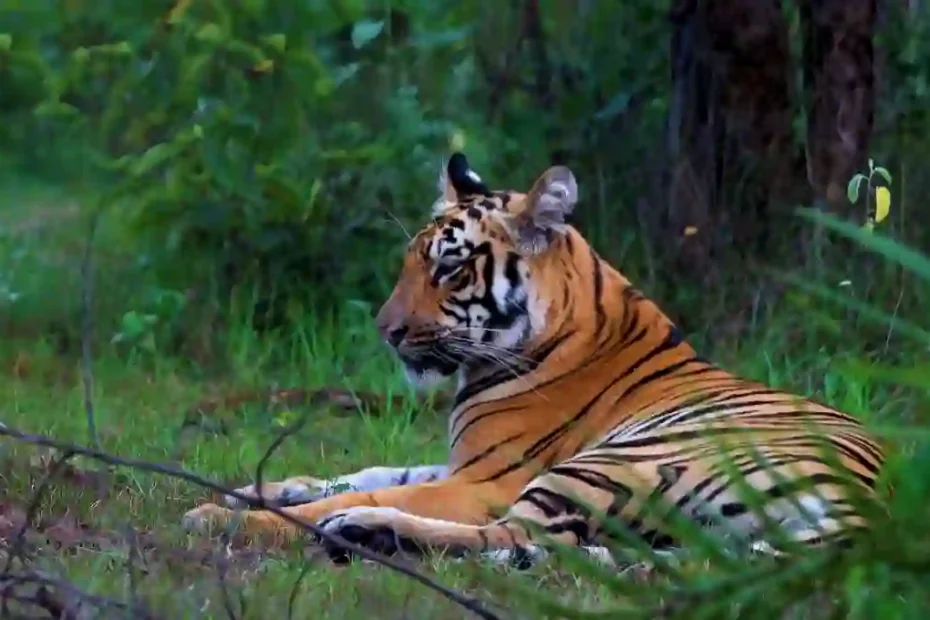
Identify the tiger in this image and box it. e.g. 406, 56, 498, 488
182, 153, 885, 566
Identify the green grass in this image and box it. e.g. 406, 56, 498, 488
1, 172, 930, 619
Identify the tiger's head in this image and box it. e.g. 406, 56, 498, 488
375, 153, 579, 389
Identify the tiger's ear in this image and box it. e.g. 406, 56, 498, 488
511, 165, 578, 254
436, 152, 489, 206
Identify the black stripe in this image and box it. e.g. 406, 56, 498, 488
590, 247, 606, 335
450, 404, 527, 449
608, 360, 711, 411
549, 466, 635, 497
717, 472, 853, 518
544, 518, 591, 544
477, 528, 490, 549
452, 329, 574, 407
607, 425, 743, 451
516, 487, 573, 518
450, 431, 525, 475
439, 302, 468, 321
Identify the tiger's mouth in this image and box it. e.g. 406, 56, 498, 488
395, 340, 461, 380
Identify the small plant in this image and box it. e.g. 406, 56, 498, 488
847, 158, 892, 232
111, 287, 187, 355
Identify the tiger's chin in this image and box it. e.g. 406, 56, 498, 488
402, 366, 453, 391
396, 349, 459, 391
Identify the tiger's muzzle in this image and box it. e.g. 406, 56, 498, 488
375, 293, 459, 377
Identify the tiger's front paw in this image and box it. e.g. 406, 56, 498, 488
182, 503, 238, 534
223, 477, 327, 509
318, 507, 424, 563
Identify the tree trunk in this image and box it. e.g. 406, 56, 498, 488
666, 0, 800, 283
801, 0, 877, 208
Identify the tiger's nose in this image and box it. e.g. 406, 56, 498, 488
375, 290, 411, 348
383, 324, 409, 347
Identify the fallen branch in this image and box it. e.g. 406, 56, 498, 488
0, 423, 502, 620
1, 448, 78, 576
0, 569, 158, 619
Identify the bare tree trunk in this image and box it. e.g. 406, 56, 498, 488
666, 0, 800, 283
800, 0, 877, 208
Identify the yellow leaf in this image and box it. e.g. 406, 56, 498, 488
683, 225, 698, 237
874, 186, 890, 223
166, 0, 193, 24
449, 130, 466, 151
273, 410, 295, 427
252, 59, 274, 73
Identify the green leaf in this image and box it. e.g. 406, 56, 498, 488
261, 33, 287, 53
195, 23, 223, 44
226, 39, 266, 64
873, 166, 893, 186
130, 143, 177, 177
32, 100, 80, 117
119, 311, 148, 339
410, 27, 471, 49
594, 92, 633, 121
71, 47, 90, 63
350, 20, 384, 49
846, 174, 866, 204
89, 41, 133, 56
240, 0, 266, 16
179, 53, 212, 93
0, 33, 12, 52
140, 331, 157, 352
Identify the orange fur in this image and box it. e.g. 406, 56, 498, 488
183, 155, 885, 564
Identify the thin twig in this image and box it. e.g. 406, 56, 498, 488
286, 562, 313, 620
0, 423, 502, 620
214, 542, 241, 620
80, 209, 101, 451
1, 448, 78, 575
0, 447, 78, 618
123, 524, 145, 615
251, 395, 315, 510
248, 387, 350, 510
0, 570, 158, 619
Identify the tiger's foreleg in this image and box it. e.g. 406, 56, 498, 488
223, 464, 448, 508
317, 448, 874, 565
182, 477, 517, 547
317, 456, 680, 565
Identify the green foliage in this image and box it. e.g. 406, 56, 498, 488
0, 3, 457, 312
0, 0, 675, 336
111, 286, 187, 357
